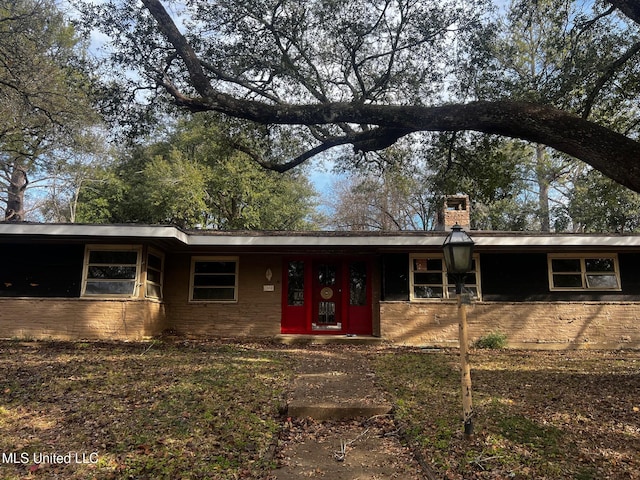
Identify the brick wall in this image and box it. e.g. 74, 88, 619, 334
381, 301, 640, 349
163, 253, 282, 337
0, 298, 167, 340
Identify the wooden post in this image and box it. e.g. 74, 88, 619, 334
458, 293, 474, 439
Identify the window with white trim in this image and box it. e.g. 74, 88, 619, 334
190, 256, 239, 302
82, 246, 141, 297
410, 254, 481, 301
145, 250, 164, 299
548, 254, 621, 291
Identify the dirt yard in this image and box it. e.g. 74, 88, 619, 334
0, 340, 638, 479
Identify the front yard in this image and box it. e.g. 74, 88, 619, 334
374, 348, 640, 480
0, 340, 638, 479
0, 340, 291, 479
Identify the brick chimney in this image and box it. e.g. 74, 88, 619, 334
436, 195, 471, 231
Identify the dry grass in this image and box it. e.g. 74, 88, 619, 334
373, 348, 640, 480
1, 340, 639, 479
0, 340, 291, 479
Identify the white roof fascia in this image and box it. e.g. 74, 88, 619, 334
2, 223, 640, 249
186, 233, 640, 248
472, 235, 640, 248
0, 223, 189, 244
184, 234, 446, 247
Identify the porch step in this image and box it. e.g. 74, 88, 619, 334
285, 348, 392, 421
276, 334, 384, 346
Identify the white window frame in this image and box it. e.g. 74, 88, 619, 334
409, 254, 481, 302
145, 248, 165, 300
548, 253, 621, 291
81, 245, 142, 298
189, 256, 239, 303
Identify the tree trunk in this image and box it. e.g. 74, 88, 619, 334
536, 145, 551, 232
5, 165, 28, 222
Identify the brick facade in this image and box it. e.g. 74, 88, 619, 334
163, 253, 283, 337
380, 301, 640, 349
0, 298, 167, 340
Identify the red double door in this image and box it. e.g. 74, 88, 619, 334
281, 257, 373, 335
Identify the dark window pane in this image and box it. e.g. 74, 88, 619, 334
551, 258, 581, 272
148, 254, 162, 270
318, 264, 336, 285
288, 261, 305, 306
426, 258, 443, 270
413, 259, 428, 271
194, 261, 236, 274
193, 274, 236, 287
146, 284, 162, 298
317, 301, 336, 324
147, 269, 162, 284
88, 265, 137, 280
382, 254, 409, 301
350, 262, 367, 306
586, 274, 618, 289
553, 274, 583, 288
89, 251, 137, 265
585, 258, 614, 272
449, 286, 478, 298
192, 287, 235, 300
85, 281, 135, 295
414, 272, 442, 284
414, 286, 443, 298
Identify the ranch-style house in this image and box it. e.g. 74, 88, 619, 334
1, 196, 639, 349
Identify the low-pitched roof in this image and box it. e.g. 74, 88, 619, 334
1, 222, 640, 250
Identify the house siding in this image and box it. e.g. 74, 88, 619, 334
0, 298, 167, 340
163, 253, 282, 337
380, 301, 640, 349
481, 252, 640, 301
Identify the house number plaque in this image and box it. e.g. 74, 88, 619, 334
320, 287, 333, 299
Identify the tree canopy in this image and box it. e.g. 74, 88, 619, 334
75, 114, 319, 230
0, 0, 97, 221
77, 0, 640, 194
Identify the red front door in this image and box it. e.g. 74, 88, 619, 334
312, 261, 343, 332
281, 256, 373, 335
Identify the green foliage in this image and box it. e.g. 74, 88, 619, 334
70, 0, 640, 231
566, 169, 640, 233
473, 331, 508, 349
0, 0, 99, 220
76, 114, 319, 229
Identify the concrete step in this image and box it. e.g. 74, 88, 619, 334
276, 334, 384, 346
285, 349, 392, 421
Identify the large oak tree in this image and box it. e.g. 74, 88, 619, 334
0, 0, 96, 221
82, 0, 640, 193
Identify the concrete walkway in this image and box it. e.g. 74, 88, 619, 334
273, 347, 426, 479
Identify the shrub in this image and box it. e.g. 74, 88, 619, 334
474, 331, 507, 349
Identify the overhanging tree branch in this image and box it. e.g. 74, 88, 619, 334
140, 0, 640, 194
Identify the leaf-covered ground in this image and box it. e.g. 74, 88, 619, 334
373, 348, 640, 480
1, 341, 639, 479
0, 340, 292, 479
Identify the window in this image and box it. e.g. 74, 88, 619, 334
349, 261, 367, 306
548, 254, 621, 291
410, 254, 481, 301
146, 250, 164, 299
190, 257, 238, 302
82, 246, 141, 297
287, 261, 305, 306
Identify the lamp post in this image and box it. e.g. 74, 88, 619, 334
442, 223, 475, 439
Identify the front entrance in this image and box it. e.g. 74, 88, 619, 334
312, 262, 342, 331
281, 256, 373, 335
